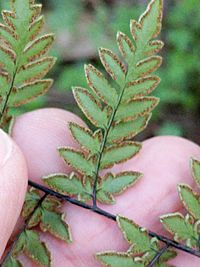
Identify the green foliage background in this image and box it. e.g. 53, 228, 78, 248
1, 0, 199, 141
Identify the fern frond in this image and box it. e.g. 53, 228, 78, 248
0, 0, 55, 129
160, 158, 200, 249
43, 0, 164, 206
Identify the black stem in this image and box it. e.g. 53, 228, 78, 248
0, 193, 48, 266
29, 180, 116, 221
28, 180, 200, 258
147, 244, 170, 267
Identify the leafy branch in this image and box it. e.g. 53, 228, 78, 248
0, 0, 55, 129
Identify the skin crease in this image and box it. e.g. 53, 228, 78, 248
1, 108, 200, 266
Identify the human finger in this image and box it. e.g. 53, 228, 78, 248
0, 130, 28, 258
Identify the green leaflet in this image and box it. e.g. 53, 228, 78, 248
115, 97, 159, 122
135, 56, 162, 78
178, 184, 200, 220
2, 11, 17, 32
0, 23, 17, 48
97, 190, 115, 205
28, 209, 42, 228
22, 34, 55, 65
8, 79, 53, 107
191, 158, 200, 188
99, 48, 126, 87
160, 213, 198, 247
128, 0, 163, 81
101, 142, 141, 169
96, 252, 143, 267
98, 171, 142, 196
0, 0, 55, 128
41, 210, 72, 243
29, 15, 44, 40
22, 188, 40, 218
3, 257, 22, 267
0, 45, 15, 72
4, 10, 14, 25
130, 0, 163, 50
73, 87, 108, 128
117, 31, 135, 63
0, 73, 10, 95
145, 40, 164, 57
117, 216, 150, 253
108, 115, 151, 143
14, 57, 56, 85
123, 76, 160, 101
22, 192, 45, 228
97, 172, 141, 204
59, 147, 95, 176
85, 64, 118, 107
13, 233, 26, 256
24, 230, 51, 267
42, 196, 61, 211
43, 173, 85, 196
78, 178, 93, 202
138, 0, 163, 43
69, 122, 101, 154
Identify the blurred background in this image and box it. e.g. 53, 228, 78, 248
1, 0, 200, 143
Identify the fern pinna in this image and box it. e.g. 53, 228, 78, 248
43, 0, 163, 207
0, 0, 55, 129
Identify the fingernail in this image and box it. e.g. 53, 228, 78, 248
0, 129, 13, 167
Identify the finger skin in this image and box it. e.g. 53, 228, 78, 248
0, 130, 28, 258
12, 108, 200, 266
